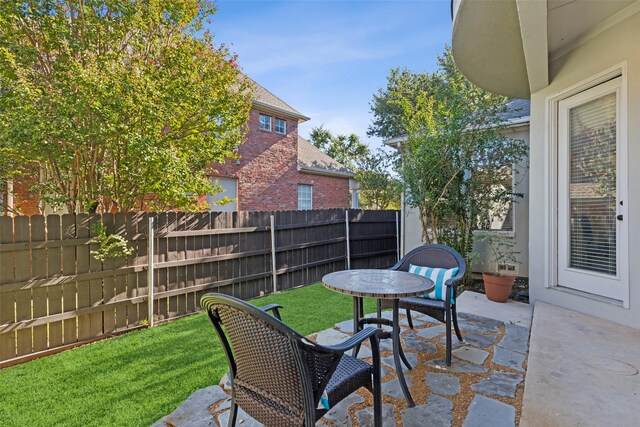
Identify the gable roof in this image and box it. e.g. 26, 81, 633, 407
297, 136, 355, 179
244, 76, 310, 122
498, 99, 530, 124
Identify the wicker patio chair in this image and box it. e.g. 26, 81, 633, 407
201, 293, 382, 427
380, 244, 466, 366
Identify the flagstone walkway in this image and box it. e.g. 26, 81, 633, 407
153, 292, 532, 427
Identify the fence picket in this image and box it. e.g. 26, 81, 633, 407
14, 216, 32, 356
30, 215, 48, 352
0, 216, 15, 361
101, 214, 116, 334
45, 215, 63, 350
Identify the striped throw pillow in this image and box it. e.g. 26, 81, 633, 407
408, 264, 459, 304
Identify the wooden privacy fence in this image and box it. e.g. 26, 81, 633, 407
0, 209, 400, 366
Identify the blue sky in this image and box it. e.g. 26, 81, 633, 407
212, 0, 452, 149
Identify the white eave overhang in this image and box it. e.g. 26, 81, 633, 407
297, 164, 355, 179
451, 0, 548, 99
383, 135, 407, 150
383, 116, 530, 148
251, 100, 310, 123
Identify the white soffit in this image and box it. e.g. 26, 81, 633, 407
548, 0, 636, 59
452, 0, 531, 98
517, 0, 549, 94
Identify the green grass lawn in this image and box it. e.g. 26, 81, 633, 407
0, 283, 376, 427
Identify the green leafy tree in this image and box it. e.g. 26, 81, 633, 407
368, 68, 432, 140
356, 149, 401, 210
309, 125, 369, 170
309, 126, 400, 210
376, 48, 527, 274
0, 0, 252, 213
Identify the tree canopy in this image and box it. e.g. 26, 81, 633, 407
368, 68, 431, 140
373, 48, 527, 272
309, 126, 400, 210
0, 0, 252, 213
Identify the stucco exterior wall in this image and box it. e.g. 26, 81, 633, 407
472, 125, 530, 277
400, 126, 530, 277
401, 203, 423, 256
528, 12, 640, 328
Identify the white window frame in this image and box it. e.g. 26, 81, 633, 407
475, 164, 517, 234
274, 118, 286, 134
298, 184, 313, 210
259, 114, 272, 131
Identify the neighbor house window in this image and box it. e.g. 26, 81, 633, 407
477, 165, 515, 232
207, 177, 238, 212
298, 184, 312, 210
275, 118, 286, 134
259, 114, 271, 131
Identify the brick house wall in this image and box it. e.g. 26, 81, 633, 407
297, 173, 350, 210
1, 179, 40, 216
212, 108, 299, 211
211, 108, 351, 211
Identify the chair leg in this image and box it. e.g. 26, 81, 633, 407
452, 306, 463, 342
372, 375, 382, 427
370, 332, 382, 427
445, 308, 452, 366
228, 397, 238, 427
405, 308, 414, 329
376, 299, 382, 318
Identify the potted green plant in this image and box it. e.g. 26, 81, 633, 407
480, 233, 520, 302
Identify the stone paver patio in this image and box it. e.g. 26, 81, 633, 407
154, 292, 531, 427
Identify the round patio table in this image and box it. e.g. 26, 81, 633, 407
322, 269, 433, 407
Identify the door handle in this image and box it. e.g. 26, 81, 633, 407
617, 214, 623, 221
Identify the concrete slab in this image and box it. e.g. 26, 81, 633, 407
457, 291, 532, 328
521, 302, 640, 426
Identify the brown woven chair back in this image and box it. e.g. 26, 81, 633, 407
395, 245, 460, 272
203, 295, 343, 426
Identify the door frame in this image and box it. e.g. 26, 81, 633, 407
545, 62, 629, 308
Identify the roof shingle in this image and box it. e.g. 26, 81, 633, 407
243, 76, 309, 121
297, 136, 355, 178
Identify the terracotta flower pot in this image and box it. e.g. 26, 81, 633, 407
482, 273, 516, 303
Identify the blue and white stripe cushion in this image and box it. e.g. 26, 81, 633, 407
408, 264, 459, 304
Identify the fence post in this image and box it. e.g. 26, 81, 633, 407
147, 216, 154, 327
270, 214, 277, 294
396, 211, 400, 262
345, 210, 351, 270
